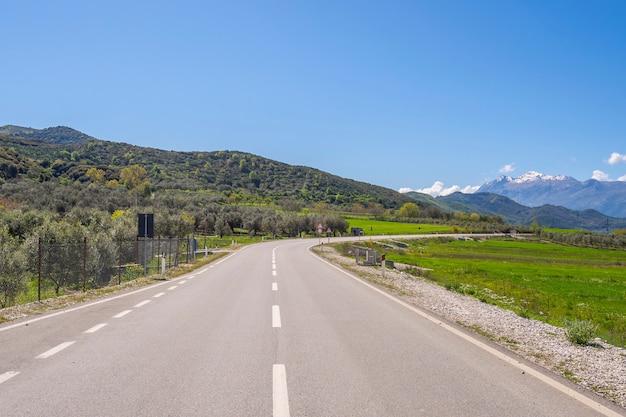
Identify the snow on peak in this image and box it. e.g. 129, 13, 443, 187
511, 171, 567, 184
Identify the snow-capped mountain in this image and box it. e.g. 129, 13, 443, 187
478, 172, 626, 218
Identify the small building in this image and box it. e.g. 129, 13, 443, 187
351, 227, 363, 236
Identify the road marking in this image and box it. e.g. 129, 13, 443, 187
312, 249, 624, 417
113, 310, 132, 319
36, 341, 76, 359
168, 285, 178, 290
84, 323, 108, 333
272, 305, 282, 328
272, 270, 277, 276
272, 282, 278, 291
273, 364, 290, 417
179, 280, 187, 284
0, 371, 19, 384
272, 264, 276, 270
153, 292, 166, 298
134, 300, 151, 308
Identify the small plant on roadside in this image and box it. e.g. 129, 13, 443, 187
564, 318, 597, 345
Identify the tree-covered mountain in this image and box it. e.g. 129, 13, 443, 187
0, 130, 413, 210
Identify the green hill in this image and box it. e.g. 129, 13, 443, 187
0, 125, 97, 144
0, 131, 413, 210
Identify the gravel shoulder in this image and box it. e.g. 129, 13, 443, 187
313, 245, 626, 410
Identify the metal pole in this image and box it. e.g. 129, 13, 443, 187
38, 237, 41, 302
143, 214, 148, 277
83, 236, 87, 291
118, 239, 122, 285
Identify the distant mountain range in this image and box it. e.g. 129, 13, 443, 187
478, 171, 626, 218
405, 170, 626, 232
405, 190, 626, 232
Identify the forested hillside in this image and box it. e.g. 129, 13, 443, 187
0, 133, 412, 210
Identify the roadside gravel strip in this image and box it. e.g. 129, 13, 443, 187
313, 245, 626, 411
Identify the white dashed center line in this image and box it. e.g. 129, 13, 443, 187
153, 292, 166, 298
272, 305, 282, 328
0, 371, 19, 384
113, 310, 132, 319
168, 286, 178, 291
84, 323, 108, 334
273, 364, 290, 417
36, 341, 76, 359
272, 282, 278, 291
134, 300, 151, 308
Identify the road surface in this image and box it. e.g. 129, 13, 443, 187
1, 238, 623, 416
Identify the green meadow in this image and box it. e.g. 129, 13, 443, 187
345, 217, 455, 235
345, 235, 626, 347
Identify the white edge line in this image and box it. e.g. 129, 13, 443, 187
0, 371, 20, 384
0, 250, 241, 334
310, 247, 624, 417
36, 341, 76, 359
84, 323, 108, 334
273, 364, 290, 417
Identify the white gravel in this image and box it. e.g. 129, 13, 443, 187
316, 246, 626, 410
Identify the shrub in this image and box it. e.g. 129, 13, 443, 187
564, 318, 597, 345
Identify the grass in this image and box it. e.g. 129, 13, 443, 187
338, 236, 626, 347
345, 217, 455, 236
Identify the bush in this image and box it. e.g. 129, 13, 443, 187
564, 318, 597, 345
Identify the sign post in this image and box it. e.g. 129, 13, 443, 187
317, 223, 323, 245
138, 214, 154, 276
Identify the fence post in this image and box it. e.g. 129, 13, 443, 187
83, 236, 87, 291
38, 237, 41, 302
118, 239, 122, 285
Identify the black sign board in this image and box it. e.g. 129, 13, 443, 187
138, 213, 154, 238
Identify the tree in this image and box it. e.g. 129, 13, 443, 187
120, 164, 148, 191
86, 167, 106, 185
398, 202, 420, 219
0, 229, 28, 307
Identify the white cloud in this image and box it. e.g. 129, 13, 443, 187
499, 164, 515, 174
618, 174, 626, 182
592, 170, 610, 181
608, 152, 626, 165
401, 182, 480, 197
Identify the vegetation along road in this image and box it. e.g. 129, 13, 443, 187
1, 236, 623, 416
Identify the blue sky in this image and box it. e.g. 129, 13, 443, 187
2, 1, 625, 196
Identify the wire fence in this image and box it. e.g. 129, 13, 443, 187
0, 236, 201, 306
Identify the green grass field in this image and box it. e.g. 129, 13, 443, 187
342, 235, 626, 347
345, 217, 455, 235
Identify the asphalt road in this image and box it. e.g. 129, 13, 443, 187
1, 238, 623, 416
